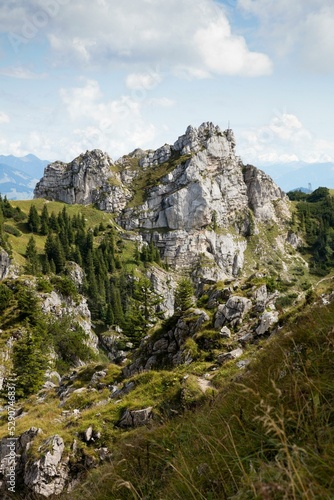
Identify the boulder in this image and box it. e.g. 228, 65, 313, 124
215, 296, 252, 328
256, 311, 279, 336
119, 407, 153, 428
217, 348, 243, 364
220, 326, 231, 338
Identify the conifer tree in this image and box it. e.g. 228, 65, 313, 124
49, 211, 60, 232
174, 278, 195, 313
110, 283, 124, 325
12, 329, 48, 398
40, 205, 49, 235
27, 204, 40, 233
105, 303, 114, 326
25, 235, 40, 275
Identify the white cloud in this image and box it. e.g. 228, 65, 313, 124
237, 0, 334, 71
0, 0, 272, 78
126, 71, 162, 90
239, 112, 334, 163
59, 79, 160, 159
0, 112, 10, 123
148, 97, 175, 108
0, 66, 46, 79
194, 17, 272, 76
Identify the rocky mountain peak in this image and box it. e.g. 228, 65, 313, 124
174, 121, 235, 157
34, 122, 293, 281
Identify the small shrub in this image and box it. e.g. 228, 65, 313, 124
36, 278, 53, 293
3, 223, 21, 237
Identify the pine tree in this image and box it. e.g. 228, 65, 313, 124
25, 235, 40, 275
12, 329, 49, 398
105, 303, 114, 327
2, 196, 14, 218
174, 278, 195, 313
49, 211, 60, 232
53, 235, 66, 274
27, 204, 40, 233
40, 205, 50, 235
124, 277, 163, 345
110, 283, 124, 326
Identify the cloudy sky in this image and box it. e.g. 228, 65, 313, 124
0, 0, 333, 166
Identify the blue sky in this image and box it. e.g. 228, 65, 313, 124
0, 0, 333, 166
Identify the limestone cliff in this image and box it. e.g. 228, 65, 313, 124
34, 122, 292, 281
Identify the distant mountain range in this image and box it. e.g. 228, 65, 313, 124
1, 153, 334, 200
259, 161, 334, 193
0, 154, 49, 200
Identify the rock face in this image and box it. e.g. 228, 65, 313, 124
41, 290, 98, 352
25, 435, 69, 497
0, 429, 71, 498
0, 249, 10, 280
34, 122, 291, 281
215, 296, 252, 328
34, 149, 131, 211
123, 309, 210, 376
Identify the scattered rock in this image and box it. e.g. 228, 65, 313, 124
220, 326, 231, 338
215, 296, 252, 328
118, 407, 153, 428
84, 426, 93, 443
217, 348, 243, 364
236, 359, 250, 369
91, 371, 107, 385
256, 311, 279, 336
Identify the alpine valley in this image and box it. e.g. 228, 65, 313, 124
0, 123, 333, 499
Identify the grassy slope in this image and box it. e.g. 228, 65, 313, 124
61, 297, 334, 500
5, 200, 113, 266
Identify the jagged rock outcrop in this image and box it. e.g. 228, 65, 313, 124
214, 296, 252, 328
34, 122, 292, 281
123, 309, 210, 376
25, 435, 69, 497
0, 249, 10, 280
34, 149, 131, 211
146, 266, 176, 317
41, 290, 98, 352
256, 311, 279, 335
0, 429, 73, 498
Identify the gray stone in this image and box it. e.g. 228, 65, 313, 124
24, 435, 69, 498
0, 249, 10, 280
91, 371, 107, 385
217, 348, 243, 364
236, 359, 250, 369
253, 285, 268, 312
220, 326, 231, 338
84, 426, 93, 443
119, 407, 153, 428
256, 311, 279, 336
215, 296, 252, 328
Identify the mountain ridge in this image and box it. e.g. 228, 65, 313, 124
34, 122, 295, 282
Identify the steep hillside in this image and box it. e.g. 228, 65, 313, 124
0, 126, 333, 498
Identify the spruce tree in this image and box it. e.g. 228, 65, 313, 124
174, 278, 195, 313
12, 329, 48, 398
27, 204, 40, 233
40, 204, 50, 235
25, 235, 40, 275
110, 283, 124, 326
